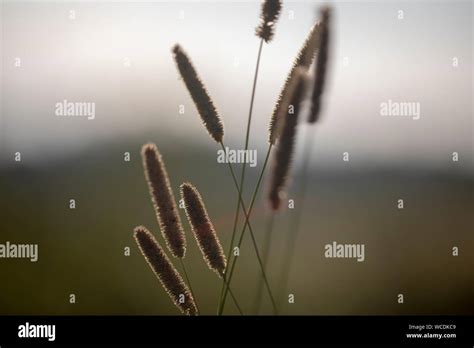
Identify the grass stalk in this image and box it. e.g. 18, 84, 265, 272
179, 255, 243, 315
278, 127, 315, 310
178, 258, 200, 315
252, 212, 275, 314
218, 142, 276, 315
134, 226, 197, 315
222, 274, 244, 315
219, 38, 264, 313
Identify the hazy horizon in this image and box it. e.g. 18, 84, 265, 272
1, 0, 472, 172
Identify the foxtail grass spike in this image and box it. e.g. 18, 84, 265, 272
133, 226, 197, 315
256, 0, 282, 43
268, 68, 309, 211
180, 182, 227, 277
172, 44, 224, 143
141, 143, 186, 258
308, 6, 331, 123
268, 22, 322, 144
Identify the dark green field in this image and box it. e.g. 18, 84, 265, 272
1, 135, 472, 315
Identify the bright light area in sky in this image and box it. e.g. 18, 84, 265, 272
1, 1, 472, 170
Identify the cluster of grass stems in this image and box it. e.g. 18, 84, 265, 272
133, 0, 332, 315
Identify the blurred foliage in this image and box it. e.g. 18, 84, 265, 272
0, 136, 473, 315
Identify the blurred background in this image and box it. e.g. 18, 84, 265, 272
0, 0, 472, 315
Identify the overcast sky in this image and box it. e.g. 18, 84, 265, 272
1, 0, 472, 170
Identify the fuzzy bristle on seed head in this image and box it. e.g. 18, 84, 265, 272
133, 226, 197, 315
172, 44, 224, 143
255, 0, 282, 42
180, 182, 227, 277
268, 22, 322, 144
308, 6, 332, 123
141, 143, 186, 258
268, 69, 309, 211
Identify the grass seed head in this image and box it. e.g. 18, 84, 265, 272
268, 22, 322, 144
268, 68, 309, 211
180, 182, 227, 277
134, 226, 197, 315
256, 0, 283, 43
308, 6, 332, 123
141, 143, 186, 258
172, 44, 224, 143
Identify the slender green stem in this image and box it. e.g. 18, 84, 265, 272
217, 142, 274, 315
278, 127, 315, 311
218, 39, 265, 314
218, 142, 276, 314
178, 258, 200, 315
219, 182, 243, 313
219, 39, 264, 309
222, 273, 244, 315
218, 143, 276, 315
252, 212, 275, 314
240, 38, 264, 196
179, 256, 242, 315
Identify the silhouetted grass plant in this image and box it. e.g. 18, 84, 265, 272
181, 182, 226, 276
218, 0, 283, 316
141, 143, 185, 258
221, 20, 324, 314
279, 5, 333, 311
133, 2, 333, 316
171, 41, 278, 314
268, 68, 309, 211
134, 226, 197, 315
172, 44, 224, 143
256, 0, 282, 43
